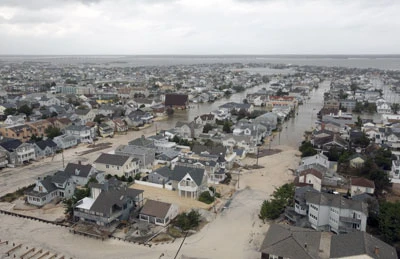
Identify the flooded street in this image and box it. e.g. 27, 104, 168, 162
153, 80, 330, 148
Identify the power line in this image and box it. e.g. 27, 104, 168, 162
174, 231, 189, 259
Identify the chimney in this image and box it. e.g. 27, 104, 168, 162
78, 160, 81, 165
304, 243, 308, 251
374, 246, 379, 255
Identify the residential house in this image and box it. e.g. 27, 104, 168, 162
38, 96, 61, 107
350, 177, 375, 196
147, 134, 177, 152
193, 113, 215, 125
47, 117, 72, 130
98, 123, 114, 138
164, 94, 189, 109
306, 192, 368, 234
324, 99, 340, 110
25, 173, 75, 206
222, 134, 255, 154
377, 102, 392, 114
112, 118, 128, 134
139, 200, 179, 226
349, 154, 366, 168
0, 139, 36, 166
32, 139, 58, 158
259, 224, 323, 259
330, 231, 397, 259
192, 144, 235, 169
64, 162, 102, 186
73, 179, 144, 226
390, 159, 400, 182
4, 115, 26, 125
0, 150, 8, 168
64, 125, 95, 144
29, 120, 52, 138
260, 224, 398, 259
94, 153, 140, 178
295, 168, 323, 191
75, 109, 96, 125
148, 165, 208, 199
115, 144, 155, 169
175, 121, 204, 139
340, 99, 357, 111
53, 134, 78, 149
298, 152, 337, 175
0, 124, 33, 142
266, 95, 298, 110
218, 102, 254, 113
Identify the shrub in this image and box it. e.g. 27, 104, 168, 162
174, 210, 201, 231
198, 191, 215, 204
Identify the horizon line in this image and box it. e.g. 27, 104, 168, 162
1, 54, 400, 57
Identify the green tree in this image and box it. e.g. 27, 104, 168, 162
259, 199, 283, 221
174, 210, 201, 231
355, 115, 363, 129
203, 123, 214, 133
353, 102, 363, 113
45, 126, 62, 139
4, 107, 17, 116
198, 191, 215, 204
18, 104, 32, 116
299, 141, 317, 157
223, 121, 232, 133
378, 201, 400, 243
259, 183, 295, 222
94, 114, 105, 124
391, 103, 400, 114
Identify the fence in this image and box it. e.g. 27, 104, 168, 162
134, 180, 173, 191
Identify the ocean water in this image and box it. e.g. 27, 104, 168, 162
0, 55, 400, 70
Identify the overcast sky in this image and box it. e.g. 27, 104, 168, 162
0, 0, 399, 55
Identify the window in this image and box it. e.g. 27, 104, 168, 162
106, 165, 109, 168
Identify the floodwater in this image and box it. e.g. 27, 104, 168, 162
153, 80, 329, 148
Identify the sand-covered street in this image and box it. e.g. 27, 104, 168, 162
0, 145, 300, 259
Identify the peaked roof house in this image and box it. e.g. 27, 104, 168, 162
164, 94, 189, 109
73, 179, 144, 226
148, 165, 208, 199
94, 153, 140, 178
139, 199, 179, 226
0, 139, 36, 166
26, 171, 76, 206
31, 139, 58, 158
350, 177, 375, 196
330, 231, 397, 259
259, 224, 324, 259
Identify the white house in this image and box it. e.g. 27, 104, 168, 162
26, 172, 75, 206
350, 177, 375, 196
94, 153, 140, 178
377, 102, 392, 114
295, 168, 322, 191
298, 152, 337, 174
53, 134, 78, 149
139, 200, 179, 226
306, 192, 368, 234
4, 115, 26, 125
64, 125, 95, 144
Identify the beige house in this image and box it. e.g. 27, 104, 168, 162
350, 177, 375, 196
295, 168, 323, 191
349, 154, 366, 168
94, 153, 140, 178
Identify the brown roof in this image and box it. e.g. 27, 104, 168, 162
299, 168, 323, 180
164, 94, 188, 106
351, 177, 375, 189
140, 199, 172, 218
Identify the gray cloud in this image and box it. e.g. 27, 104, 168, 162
0, 0, 399, 54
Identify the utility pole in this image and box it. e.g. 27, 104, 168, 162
62, 150, 65, 168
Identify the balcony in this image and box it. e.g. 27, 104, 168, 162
339, 216, 361, 224
178, 183, 198, 192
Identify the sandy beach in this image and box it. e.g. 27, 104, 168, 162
0, 145, 300, 259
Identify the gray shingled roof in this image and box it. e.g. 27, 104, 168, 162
330, 231, 397, 259
305, 192, 368, 215
94, 153, 135, 166
171, 165, 205, 186
89, 187, 143, 217
140, 199, 172, 218
260, 224, 321, 259
64, 162, 93, 178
